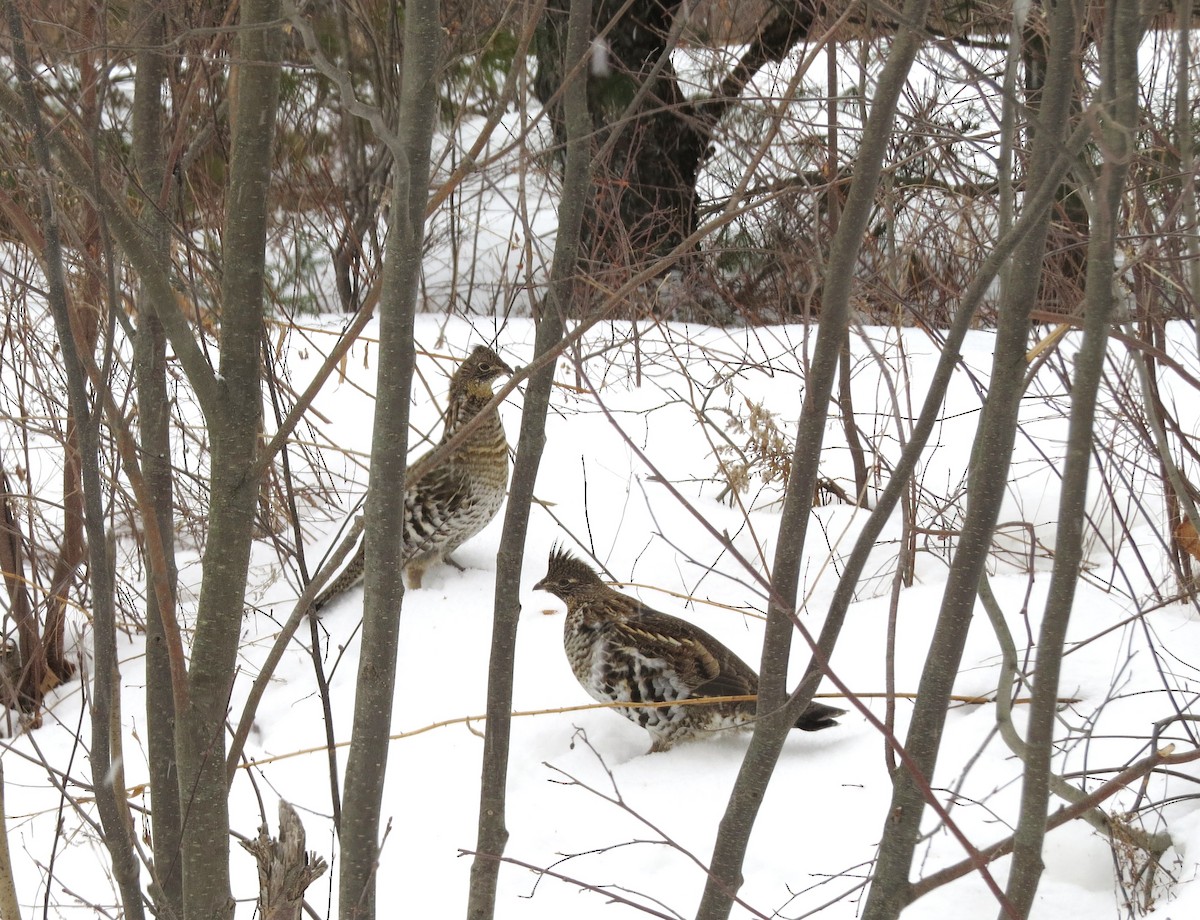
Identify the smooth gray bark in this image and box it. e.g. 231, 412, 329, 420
1002, 2, 1144, 915
693, 2, 933, 918
858, 3, 1083, 918
0, 760, 18, 920
464, 0, 592, 916
336, 0, 440, 915
174, 3, 282, 917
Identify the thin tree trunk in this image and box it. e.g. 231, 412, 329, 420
1176, 2, 1200, 350
174, 3, 282, 916
1002, 2, 1143, 915
694, 2, 933, 918
337, 0, 440, 915
50, 12, 108, 691
0, 468, 37, 712
798, 111, 1093, 747
131, 1, 184, 911
465, 0, 591, 915
859, 3, 1082, 918
43, 409, 84, 692
838, 337, 869, 501
996, 2, 1025, 304
0, 759, 19, 920
4, 4, 146, 915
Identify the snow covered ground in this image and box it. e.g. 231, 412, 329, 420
5, 312, 1200, 918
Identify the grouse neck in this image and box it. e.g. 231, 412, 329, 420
441, 393, 497, 444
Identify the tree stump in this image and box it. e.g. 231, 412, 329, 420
240, 800, 328, 920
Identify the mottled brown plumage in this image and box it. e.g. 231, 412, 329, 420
314, 346, 512, 607
533, 546, 844, 752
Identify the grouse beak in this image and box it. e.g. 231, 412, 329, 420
531, 574, 563, 615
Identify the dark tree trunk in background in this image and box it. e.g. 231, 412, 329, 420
1022, 11, 1093, 313
534, 0, 819, 284
535, 0, 700, 269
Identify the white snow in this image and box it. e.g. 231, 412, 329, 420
5, 313, 1200, 919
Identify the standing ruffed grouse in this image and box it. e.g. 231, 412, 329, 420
534, 547, 844, 752
314, 345, 512, 607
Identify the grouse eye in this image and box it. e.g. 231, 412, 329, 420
478, 362, 494, 373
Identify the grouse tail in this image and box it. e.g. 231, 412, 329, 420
793, 701, 846, 732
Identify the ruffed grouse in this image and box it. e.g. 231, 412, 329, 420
534, 547, 844, 752
314, 345, 512, 607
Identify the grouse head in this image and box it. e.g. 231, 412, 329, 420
452, 345, 512, 402
533, 546, 604, 601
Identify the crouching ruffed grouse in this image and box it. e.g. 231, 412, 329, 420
533, 547, 844, 752
314, 345, 512, 607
